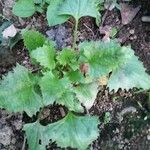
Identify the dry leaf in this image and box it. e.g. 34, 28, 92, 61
120, 3, 141, 25
80, 63, 89, 75
2, 24, 17, 39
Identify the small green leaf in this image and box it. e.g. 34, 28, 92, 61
110, 27, 118, 38
46, 112, 99, 150
57, 92, 84, 112
0, 64, 42, 117
74, 82, 99, 109
31, 44, 56, 70
59, 0, 100, 21
47, 0, 70, 26
67, 70, 84, 83
13, 0, 35, 17
108, 48, 150, 91
57, 48, 79, 70
22, 30, 46, 52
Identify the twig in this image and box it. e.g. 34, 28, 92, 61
83, 23, 95, 39
100, 2, 112, 27
21, 136, 27, 150
31, 67, 42, 73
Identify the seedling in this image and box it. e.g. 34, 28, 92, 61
1, 0, 150, 150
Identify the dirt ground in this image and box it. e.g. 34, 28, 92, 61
0, 0, 150, 150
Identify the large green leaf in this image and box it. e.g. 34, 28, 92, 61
22, 30, 46, 52
46, 112, 99, 150
31, 44, 56, 70
24, 113, 99, 150
74, 82, 99, 109
59, 0, 100, 21
47, 0, 70, 26
47, 113, 99, 150
79, 40, 127, 78
108, 48, 150, 91
0, 64, 42, 117
39, 72, 83, 112
23, 121, 49, 150
13, 0, 35, 17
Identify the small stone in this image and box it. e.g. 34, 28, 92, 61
133, 35, 137, 39
147, 135, 150, 140
129, 29, 135, 35
22, 60, 28, 65
129, 36, 134, 40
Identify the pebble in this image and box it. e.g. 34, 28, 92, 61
129, 29, 135, 35
147, 135, 150, 140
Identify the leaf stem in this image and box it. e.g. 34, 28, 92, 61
73, 19, 79, 50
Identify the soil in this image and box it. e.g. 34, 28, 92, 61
0, 0, 150, 150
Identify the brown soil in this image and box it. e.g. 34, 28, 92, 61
0, 0, 150, 150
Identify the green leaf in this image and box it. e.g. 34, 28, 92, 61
40, 72, 83, 112
79, 40, 126, 78
47, 0, 70, 26
57, 48, 79, 70
57, 92, 84, 112
39, 72, 70, 104
31, 44, 56, 70
108, 48, 150, 91
13, 0, 35, 17
59, 0, 100, 21
74, 82, 99, 109
46, 112, 99, 150
67, 70, 84, 83
0, 64, 42, 117
23, 121, 49, 150
24, 113, 99, 150
22, 30, 46, 52
34, 0, 43, 4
